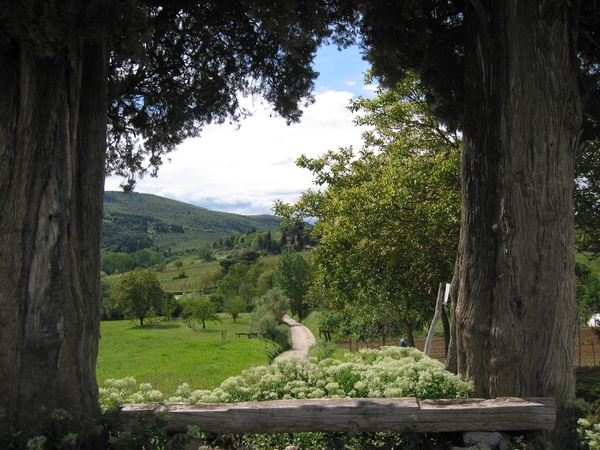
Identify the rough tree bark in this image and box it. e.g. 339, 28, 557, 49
0, 40, 107, 438
447, 0, 580, 444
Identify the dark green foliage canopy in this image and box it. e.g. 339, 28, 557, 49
359, 0, 464, 131
357, 0, 600, 253
1, 0, 357, 188
359, 0, 600, 134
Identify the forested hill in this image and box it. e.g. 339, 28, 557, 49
104, 191, 280, 231
102, 191, 281, 253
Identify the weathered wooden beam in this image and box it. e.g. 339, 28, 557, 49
417, 397, 555, 432
116, 397, 555, 434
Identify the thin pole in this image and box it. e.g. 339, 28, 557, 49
579, 327, 582, 367
424, 283, 445, 356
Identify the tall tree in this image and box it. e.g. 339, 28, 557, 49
276, 250, 312, 320
453, 8, 578, 438
275, 75, 461, 345
357, 0, 600, 443
0, 0, 355, 439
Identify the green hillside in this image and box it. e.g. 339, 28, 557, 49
102, 191, 281, 253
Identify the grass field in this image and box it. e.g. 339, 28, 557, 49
97, 314, 272, 397
576, 252, 600, 270
153, 260, 222, 292
301, 309, 322, 338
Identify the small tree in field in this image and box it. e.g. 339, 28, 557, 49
112, 271, 165, 326
239, 282, 257, 307
223, 297, 246, 322
181, 295, 222, 329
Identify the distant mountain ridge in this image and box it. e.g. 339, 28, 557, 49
104, 191, 281, 232
102, 191, 281, 253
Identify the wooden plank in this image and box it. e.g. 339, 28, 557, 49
117, 397, 555, 434
121, 398, 420, 434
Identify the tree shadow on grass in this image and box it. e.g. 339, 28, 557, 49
198, 328, 222, 335
129, 322, 182, 330
184, 325, 226, 335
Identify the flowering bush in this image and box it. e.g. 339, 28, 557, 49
578, 418, 600, 449
166, 346, 472, 403
99, 377, 163, 411
99, 347, 472, 410
97, 348, 473, 449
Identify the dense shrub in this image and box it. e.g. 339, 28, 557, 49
99, 377, 163, 411
255, 288, 290, 320
249, 305, 291, 349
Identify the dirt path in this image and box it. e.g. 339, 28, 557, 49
274, 315, 316, 362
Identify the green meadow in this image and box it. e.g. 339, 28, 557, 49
97, 314, 272, 397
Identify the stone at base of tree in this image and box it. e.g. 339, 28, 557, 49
452, 446, 487, 450
451, 431, 508, 449
181, 436, 203, 450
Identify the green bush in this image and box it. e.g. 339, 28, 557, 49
250, 304, 291, 349
172, 271, 188, 280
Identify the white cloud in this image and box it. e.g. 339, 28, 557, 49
104, 90, 367, 216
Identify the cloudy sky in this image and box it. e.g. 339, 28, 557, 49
104, 45, 375, 216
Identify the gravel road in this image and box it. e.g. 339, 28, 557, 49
274, 315, 316, 362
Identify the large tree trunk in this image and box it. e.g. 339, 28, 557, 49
403, 319, 415, 348
0, 39, 107, 440
447, 0, 580, 444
